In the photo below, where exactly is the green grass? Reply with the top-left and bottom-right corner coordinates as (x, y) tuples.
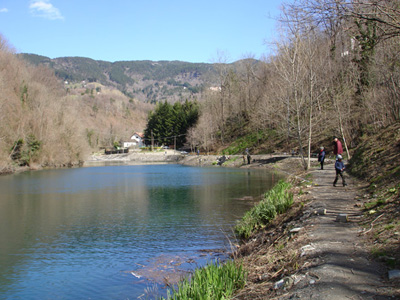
(234, 180), (293, 239)
(161, 260), (246, 300)
(221, 130), (278, 155)
(364, 198), (387, 209)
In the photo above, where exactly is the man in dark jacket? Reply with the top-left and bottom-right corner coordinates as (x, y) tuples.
(333, 137), (343, 159)
(318, 146), (325, 170)
(333, 154), (347, 187)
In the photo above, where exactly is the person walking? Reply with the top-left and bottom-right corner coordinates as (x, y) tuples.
(333, 137), (343, 159)
(318, 146), (326, 170)
(333, 154), (347, 187)
(245, 148), (251, 165)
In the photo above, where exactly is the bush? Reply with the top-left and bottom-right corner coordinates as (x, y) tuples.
(10, 135), (41, 166)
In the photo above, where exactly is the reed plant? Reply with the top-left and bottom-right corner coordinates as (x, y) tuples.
(161, 260), (246, 300)
(235, 180), (293, 239)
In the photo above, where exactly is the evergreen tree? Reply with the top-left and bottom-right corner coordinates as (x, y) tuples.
(144, 100), (199, 148)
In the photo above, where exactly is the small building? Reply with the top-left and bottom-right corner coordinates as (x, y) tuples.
(123, 132), (144, 148)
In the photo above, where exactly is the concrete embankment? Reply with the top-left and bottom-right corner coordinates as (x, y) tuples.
(85, 151), (297, 170)
(85, 150), (185, 166)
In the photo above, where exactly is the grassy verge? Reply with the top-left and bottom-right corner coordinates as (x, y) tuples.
(234, 180), (293, 239)
(221, 129), (279, 155)
(161, 260), (246, 300)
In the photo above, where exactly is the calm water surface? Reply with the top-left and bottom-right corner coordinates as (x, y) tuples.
(0, 164), (281, 299)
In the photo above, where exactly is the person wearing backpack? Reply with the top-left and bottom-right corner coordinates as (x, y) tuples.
(333, 154), (347, 187)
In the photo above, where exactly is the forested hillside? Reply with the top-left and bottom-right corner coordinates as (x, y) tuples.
(0, 35), (152, 173)
(19, 54), (224, 104)
(186, 0), (400, 170)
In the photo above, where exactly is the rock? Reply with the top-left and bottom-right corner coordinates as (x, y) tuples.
(284, 276), (294, 289)
(290, 227), (302, 233)
(301, 245), (315, 251)
(293, 274), (305, 285)
(274, 279), (285, 289)
(314, 208), (327, 215)
(388, 270), (400, 280)
(301, 244), (316, 256)
(336, 214), (348, 222)
(259, 274), (269, 281)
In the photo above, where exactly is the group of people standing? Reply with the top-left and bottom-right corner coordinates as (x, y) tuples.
(318, 137), (347, 187)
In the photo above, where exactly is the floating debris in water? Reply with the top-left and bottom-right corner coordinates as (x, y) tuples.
(131, 272), (142, 278)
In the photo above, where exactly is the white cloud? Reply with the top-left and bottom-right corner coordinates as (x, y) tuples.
(0, 8), (9, 13)
(29, 1), (64, 20)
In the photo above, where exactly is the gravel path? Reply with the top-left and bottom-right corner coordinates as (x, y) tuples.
(279, 166), (396, 299)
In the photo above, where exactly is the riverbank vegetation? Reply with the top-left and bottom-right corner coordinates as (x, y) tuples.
(235, 180), (293, 239)
(162, 260), (246, 300)
(159, 178), (297, 300)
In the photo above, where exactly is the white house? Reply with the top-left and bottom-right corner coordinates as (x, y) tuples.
(123, 132), (144, 148)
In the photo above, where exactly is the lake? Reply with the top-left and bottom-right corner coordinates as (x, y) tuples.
(0, 164), (281, 299)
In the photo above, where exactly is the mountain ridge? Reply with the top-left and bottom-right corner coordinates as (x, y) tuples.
(19, 53), (250, 103)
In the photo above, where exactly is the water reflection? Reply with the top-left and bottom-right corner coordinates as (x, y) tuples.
(0, 164), (281, 299)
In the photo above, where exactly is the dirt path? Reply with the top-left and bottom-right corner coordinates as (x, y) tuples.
(279, 166), (395, 299)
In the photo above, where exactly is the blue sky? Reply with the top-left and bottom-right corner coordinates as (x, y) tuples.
(0, 0), (284, 63)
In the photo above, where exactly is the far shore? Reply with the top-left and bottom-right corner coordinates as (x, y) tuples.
(1, 150), (321, 176)
(85, 150), (315, 172)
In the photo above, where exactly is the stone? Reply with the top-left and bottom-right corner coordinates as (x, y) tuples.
(301, 245), (315, 251)
(284, 276), (294, 289)
(336, 214), (348, 222)
(388, 270), (400, 280)
(290, 227), (302, 233)
(301, 244), (316, 256)
(274, 279), (285, 289)
(314, 208), (327, 215)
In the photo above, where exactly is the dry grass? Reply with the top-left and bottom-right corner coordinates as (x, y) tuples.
(232, 180), (312, 300)
(349, 122), (400, 269)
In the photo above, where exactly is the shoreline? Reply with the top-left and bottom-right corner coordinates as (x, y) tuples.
(85, 151), (304, 170)
(2, 150), (307, 176)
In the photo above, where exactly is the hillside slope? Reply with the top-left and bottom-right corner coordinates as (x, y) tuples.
(348, 121), (400, 273)
(232, 123), (400, 298)
(19, 54), (220, 103)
